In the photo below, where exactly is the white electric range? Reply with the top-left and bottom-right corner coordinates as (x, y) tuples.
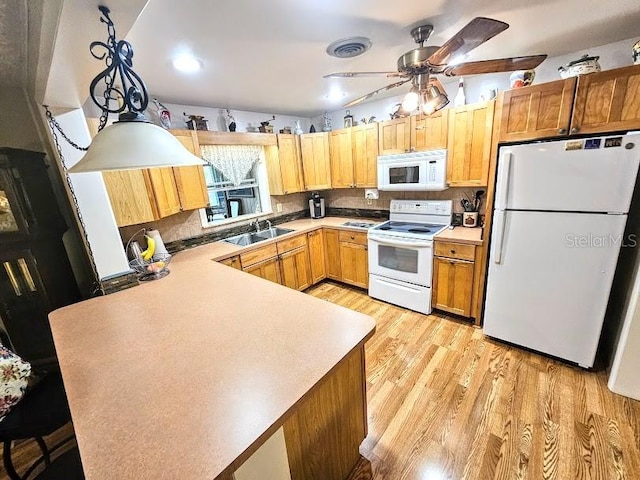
(368, 199), (452, 314)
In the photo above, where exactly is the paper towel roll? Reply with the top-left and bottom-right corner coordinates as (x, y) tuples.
(147, 229), (168, 255)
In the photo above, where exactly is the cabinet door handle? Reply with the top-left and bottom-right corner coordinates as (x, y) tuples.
(450, 249), (456, 254)
(350, 236), (355, 240)
(558, 128), (567, 135)
(284, 190), (288, 194)
(571, 126), (580, 134)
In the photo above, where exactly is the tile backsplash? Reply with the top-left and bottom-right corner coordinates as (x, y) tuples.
(119, 192), (308, 244)
(323, 188), (488, 214)
(118, 187), (487, 245)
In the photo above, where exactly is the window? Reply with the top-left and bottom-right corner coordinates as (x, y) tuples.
(199, 148), (272, 227)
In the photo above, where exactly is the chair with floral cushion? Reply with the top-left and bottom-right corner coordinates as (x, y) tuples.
(0, 345), (73, 480)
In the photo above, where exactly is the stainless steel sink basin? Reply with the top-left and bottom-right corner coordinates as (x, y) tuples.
(254, 227), (294, 239)
(224, 227), (294, 246)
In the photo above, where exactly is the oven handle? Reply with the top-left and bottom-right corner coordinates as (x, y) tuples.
(368, 235), (433, 248)
(372, 276), (424, 293)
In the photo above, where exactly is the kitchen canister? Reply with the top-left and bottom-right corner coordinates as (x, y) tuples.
(463, 212), (478, 228)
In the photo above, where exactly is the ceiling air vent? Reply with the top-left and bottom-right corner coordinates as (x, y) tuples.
(326, 37), (372, 59)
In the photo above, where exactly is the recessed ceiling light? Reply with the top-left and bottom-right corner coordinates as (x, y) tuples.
(172, 54), (202, 73)
(325, 88), (347, 103)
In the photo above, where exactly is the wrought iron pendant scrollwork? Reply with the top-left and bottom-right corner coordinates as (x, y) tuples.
(89, 6), (149, 123)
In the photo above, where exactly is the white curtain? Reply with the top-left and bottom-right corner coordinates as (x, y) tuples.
(200, 145), (262, 186)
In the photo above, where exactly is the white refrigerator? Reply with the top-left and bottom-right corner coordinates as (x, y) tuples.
(484, 135), (640, 368)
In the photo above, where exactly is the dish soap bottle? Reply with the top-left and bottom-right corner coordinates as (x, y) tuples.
(454, 77), (466, 107)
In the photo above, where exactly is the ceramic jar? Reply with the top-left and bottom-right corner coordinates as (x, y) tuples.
(558, 54), (601, 78)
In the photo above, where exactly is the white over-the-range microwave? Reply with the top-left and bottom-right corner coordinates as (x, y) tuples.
(377, 149), (448, 191)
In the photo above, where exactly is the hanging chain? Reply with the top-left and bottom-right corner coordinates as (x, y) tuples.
(44, 106), (105, 297)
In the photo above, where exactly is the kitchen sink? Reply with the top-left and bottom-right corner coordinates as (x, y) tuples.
(224, 227), (294, 246)
(254, 227), (294, 239)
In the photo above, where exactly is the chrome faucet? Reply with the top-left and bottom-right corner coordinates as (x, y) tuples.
(252, 218), (262, 232)
(266, 220), (272, 230)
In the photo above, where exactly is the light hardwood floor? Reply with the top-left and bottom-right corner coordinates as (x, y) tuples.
(4, 281), (640, 480)
(307, 281), (640, 480)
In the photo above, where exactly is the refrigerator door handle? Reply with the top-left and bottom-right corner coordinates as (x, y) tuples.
(496, 152), (513, 210)
(491, 210), (506, 264)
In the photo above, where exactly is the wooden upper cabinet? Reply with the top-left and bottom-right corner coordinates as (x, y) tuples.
(447, 100), (495, 187)
(102, 170), (156, 226)
(571, 64), (640, 134)
(330, 128), (355, 188)
(146, 168), (181, 218)
(266, 134), (304, 195)
(300, 133), (331, 190)
(351, 123), (379, 188)
(172, 166), (209, 210)
(499, 78), (577, 142)
(378, 117), (411, 155)
(410, 109), (449, 151)
(171, 129), (209, 210)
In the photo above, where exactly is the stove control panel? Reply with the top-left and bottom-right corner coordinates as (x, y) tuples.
(389, 199), (452, 216)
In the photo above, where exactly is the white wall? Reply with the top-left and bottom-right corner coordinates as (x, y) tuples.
(83, 99), (312, 135)
(315, 36), (640, 129)
(54, 109), (130, 280)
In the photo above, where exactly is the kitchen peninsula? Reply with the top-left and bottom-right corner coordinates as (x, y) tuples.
(48, 240), (376, 480)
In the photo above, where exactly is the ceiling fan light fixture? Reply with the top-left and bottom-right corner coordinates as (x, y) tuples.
(401, 87), (420, 113)
(421, 84), (450, 115)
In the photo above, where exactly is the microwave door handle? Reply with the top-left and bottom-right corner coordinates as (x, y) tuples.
(495, 152), (512, 210)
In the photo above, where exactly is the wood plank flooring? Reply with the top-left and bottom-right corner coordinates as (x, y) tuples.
(307, 281), (640, 480)
(3, 281), (640, 480)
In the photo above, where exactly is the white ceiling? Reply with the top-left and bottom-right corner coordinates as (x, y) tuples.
(125, 0), (640, 116)
(3, 0), (640, 116)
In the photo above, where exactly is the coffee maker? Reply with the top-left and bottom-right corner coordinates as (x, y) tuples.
(309, 192), (325, 219)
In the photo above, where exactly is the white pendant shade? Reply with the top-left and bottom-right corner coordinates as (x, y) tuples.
(68, 121), (205, 173)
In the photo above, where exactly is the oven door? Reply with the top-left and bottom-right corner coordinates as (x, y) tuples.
(368, 233), (433, 286)
(377, 159), (427, 191)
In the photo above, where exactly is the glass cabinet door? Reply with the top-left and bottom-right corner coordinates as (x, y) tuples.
(0, 169), (30, 240)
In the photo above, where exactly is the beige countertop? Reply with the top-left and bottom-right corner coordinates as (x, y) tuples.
(435, 226), (483, 245)
(49, 218), (376, 480)
(176, 216), (381, 263)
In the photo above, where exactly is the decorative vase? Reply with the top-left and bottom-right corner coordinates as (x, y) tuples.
(294, 120), (303, 135)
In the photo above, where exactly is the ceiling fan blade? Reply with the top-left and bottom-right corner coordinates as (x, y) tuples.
(344, 79), (411, 107)
(443, 55), (547, 76)
(427, 17), (509, 66)
(324, 71), (402, 78)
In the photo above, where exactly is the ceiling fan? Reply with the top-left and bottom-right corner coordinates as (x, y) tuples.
(325, 17), (547, 114)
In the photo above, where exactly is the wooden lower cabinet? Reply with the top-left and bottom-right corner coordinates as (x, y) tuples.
(307, 230), (326, 284)
(283, 347), (366, 480)
(243, 257), (282, 284)
(324, 229), (342, 281)
(432, 255), (474, 318)
(280, 245), (312, 291)
(339, 242), (368, 289)
(219, 255), (241, 270)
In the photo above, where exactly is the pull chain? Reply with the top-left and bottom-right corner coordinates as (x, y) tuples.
(44, 106), (105, 297)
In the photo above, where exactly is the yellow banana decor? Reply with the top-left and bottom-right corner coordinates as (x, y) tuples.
(141, 235), (156, 261)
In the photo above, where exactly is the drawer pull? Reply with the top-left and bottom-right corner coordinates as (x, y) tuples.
(450, 249), (456, 254)
(350, 236), (355, 240)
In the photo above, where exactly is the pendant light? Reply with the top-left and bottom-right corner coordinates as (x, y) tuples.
(421, 84), (450, 115)
(65, 6), (204, 174)
(401, 85), (420, 113)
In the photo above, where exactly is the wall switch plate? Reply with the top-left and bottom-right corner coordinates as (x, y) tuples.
(276, 203), (283, 213)
(364, 189), (379, 200)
